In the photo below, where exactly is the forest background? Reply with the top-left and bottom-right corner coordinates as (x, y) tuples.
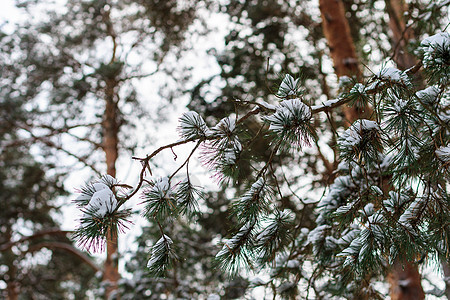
(0, 0), (449, 299)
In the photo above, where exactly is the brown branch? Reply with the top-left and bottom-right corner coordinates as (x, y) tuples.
(118, 69), (161, 82)
(125, 137), (201, 202)
(168, 141), (202, 181)
(0, 229), (72, 251)
(119, 61), (424, 207)
(27, 241), (101, 272)
(314, 139), (334, 176)
(40, 139), (101, 175)
(236, 107), (261, 125)
(12, 123), (102, 174)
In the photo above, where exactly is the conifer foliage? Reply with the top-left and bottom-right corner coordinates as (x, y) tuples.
(73, 30), (449, 298)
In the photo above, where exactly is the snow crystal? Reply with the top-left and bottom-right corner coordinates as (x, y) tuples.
(376, 67), (409, 84)
(436, 146), (450, 163)
(86, 182), (117, 217)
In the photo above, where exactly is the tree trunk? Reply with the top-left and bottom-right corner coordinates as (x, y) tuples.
(385, 0), (417, 70)
(318, 0), (369, 124)
(102, 77), (120, 299)
(441, 261), (450, 299)
(318, 1), (424, 299)
(384, 2), (424, 299)
(4, 231), (19, 300)
(6, 282), (18, 300)
(388, 262), (425, 300)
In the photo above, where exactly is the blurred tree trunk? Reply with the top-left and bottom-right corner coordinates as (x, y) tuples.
(384, 1), (424, 299)
(102, 75), (120, 299)
(101, 6), (121, 298)
(318, 0), (369, 124)
(388, 262), (425, 300)
(4, 231), (18, 300)
(385, 0), (417, 70)
(441, 262), (450, 299)
(318, 1), (424, 299)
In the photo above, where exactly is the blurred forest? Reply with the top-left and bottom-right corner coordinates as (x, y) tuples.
(0, 0), (449, 299)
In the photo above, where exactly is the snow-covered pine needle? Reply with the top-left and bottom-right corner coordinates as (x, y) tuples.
(176, 177), (203, 217)
(147, 234), (177, 276)
(231, 178), (271, 225)
(418, 32), (450, 85)
(201, 117), (242, 182)
(73, 175), (131, 252)
(215, 222), (255, 275)
(338, 119), (382, 164)
(178, 111), (211, 140)
(142, 177), (177, 220)
(255, 210), (293, 264)
(265, 98), (316, 151)
(276, 74), (300, 99)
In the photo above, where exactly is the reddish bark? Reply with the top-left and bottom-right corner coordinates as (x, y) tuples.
(318, 1), (424, 299)
(318, 0), (369, 124)
(384, 2), (424, 299)
(102, 78), (120, 299)
(6, 282), (18, 300)
(388, 262), (425, 300)
(385, 0), (417, 70)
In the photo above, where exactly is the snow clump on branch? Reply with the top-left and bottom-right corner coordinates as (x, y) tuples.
(420, 32), (450, 67)
(79, 175), (118, 218)
(436, 146), (450, 163)
(178, 111), (211, 140)
(277, 74), (300, 98)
